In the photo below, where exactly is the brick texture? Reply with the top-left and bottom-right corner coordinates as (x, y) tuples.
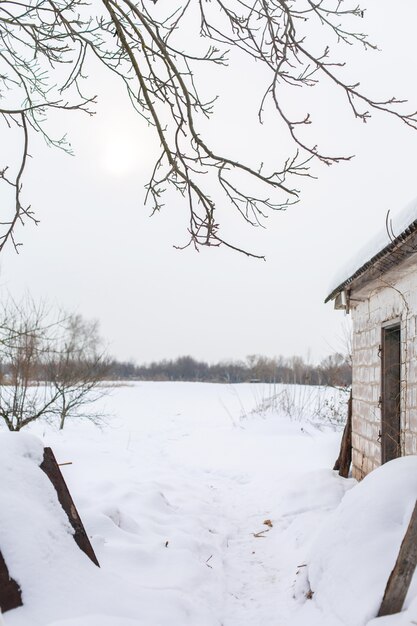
(351, 269), (417, 480)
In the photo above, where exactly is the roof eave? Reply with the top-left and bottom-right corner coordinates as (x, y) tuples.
(325, 219), (417, 305)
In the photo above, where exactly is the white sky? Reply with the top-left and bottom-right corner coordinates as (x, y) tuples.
(2, 0), (417, 365)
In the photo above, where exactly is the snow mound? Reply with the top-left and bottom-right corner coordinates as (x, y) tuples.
(43, 617), (140, 626)
(0, 430), (221, 626)
(0, 433), (76, 611)
(0, 431), (44, 465)
(296, 456), (417, 626)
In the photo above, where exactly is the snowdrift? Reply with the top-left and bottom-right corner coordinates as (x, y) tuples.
(0, 431), (217, 626)
(294, 456), (417, 626)
(2, 383), (417, 626)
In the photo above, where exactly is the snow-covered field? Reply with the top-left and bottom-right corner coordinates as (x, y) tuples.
(1, 382), (417, 626)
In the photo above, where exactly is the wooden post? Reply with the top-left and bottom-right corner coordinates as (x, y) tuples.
(40, 447), (100, 567)
(333, 389), (352, 478)
(378, 500), (417, 617)
(0, 550), (22, 613)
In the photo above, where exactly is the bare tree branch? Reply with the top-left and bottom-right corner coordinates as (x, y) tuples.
(1, 0), (416, 256)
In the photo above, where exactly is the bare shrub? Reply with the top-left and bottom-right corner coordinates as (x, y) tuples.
(0, 296), (109, 431)
(244, 383), (349, 428)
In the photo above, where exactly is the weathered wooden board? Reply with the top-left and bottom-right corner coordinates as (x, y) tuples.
(381, 324), (401, 464)
(333, 390), (352, 478)
(378, 500), (417, 617)
(40, 447), (100, 567)
(0, 549), (22, 613)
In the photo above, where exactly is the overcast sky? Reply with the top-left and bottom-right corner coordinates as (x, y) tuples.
(2, 1), (417, 365)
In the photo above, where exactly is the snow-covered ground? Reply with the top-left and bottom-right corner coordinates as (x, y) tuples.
(0, 382), (416, 626)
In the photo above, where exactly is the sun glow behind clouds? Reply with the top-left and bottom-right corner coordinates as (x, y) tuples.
(101, 132), (142, 177)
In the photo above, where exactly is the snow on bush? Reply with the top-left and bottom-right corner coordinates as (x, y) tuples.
(244, 383), (349, 428)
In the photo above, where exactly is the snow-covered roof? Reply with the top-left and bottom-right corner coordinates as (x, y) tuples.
(325, 196), (417, 303)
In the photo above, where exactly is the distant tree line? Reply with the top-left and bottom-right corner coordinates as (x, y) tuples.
(0, 294), (351, 433)
(106, 353), (352, 387)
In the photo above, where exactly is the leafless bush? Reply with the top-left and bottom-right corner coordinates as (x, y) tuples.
(245, 383), (349, 428)
(0, 296), (109, 431)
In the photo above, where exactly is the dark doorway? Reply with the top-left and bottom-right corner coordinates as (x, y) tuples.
(381, 323), (401, 464)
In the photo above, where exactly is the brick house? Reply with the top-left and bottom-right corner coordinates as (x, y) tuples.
(326, 201), (417, 480)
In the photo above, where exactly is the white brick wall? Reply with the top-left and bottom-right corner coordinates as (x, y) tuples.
(351, 266), (417, 479)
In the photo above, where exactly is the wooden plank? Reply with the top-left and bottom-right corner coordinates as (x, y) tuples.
(333, 390), (352, 478)
(40, 447), (100, 567)
(378, 500), (417, 617)
(0, 549), (23, 613)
